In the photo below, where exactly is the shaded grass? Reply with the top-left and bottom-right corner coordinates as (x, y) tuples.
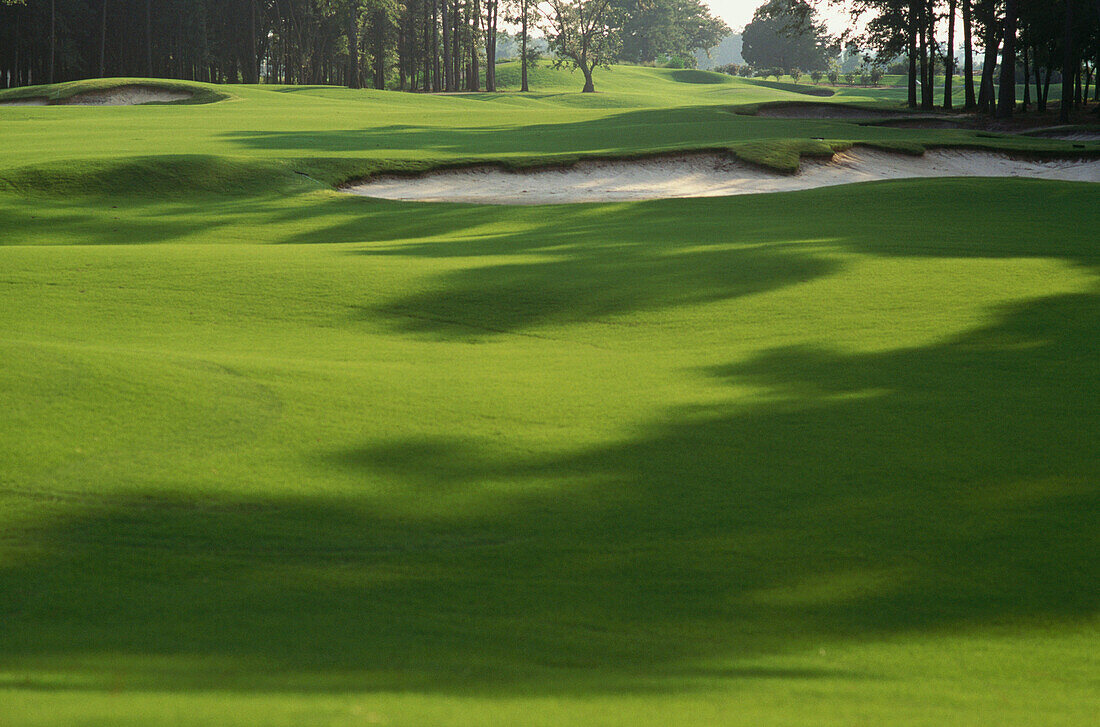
(742, 79), (836, 97)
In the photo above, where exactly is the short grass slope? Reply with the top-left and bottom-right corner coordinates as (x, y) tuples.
(0, 67), (1098, 727)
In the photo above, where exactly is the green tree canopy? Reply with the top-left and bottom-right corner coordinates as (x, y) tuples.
(616, 0), (729, 65)
(741, 0), (838, 72)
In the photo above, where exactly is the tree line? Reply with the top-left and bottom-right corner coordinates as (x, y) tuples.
(841, 0), (1100, 120)
(0, 0), (726, 92)
(705, 1), (1098, 122)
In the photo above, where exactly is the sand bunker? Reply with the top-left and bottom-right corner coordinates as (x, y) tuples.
(60, 85), (192, 105)
(0, 85), (191, 107)
(342, 150), (1100, 205)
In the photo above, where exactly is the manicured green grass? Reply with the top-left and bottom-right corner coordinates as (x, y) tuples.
(0, 68), (1097, 726)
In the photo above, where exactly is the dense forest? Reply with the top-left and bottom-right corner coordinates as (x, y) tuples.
(0, 0), (725, 91)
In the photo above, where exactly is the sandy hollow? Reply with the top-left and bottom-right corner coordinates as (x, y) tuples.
(341, 149), (1100, 205)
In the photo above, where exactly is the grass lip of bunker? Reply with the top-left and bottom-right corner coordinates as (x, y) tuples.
(0, 79), (227, 107)
(0, 97), (49, 106)
(738, 101), (921, 119)
(339, 149), (1100, 205)
(56, 85), (194, 106)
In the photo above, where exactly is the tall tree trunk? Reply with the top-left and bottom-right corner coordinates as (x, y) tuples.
(581, 61), (594, 93)
(1043, 63), (1052, 109)
(996, 0), (1016, 118)
(485, 0), (496, 92)
(347, 7), (361, 88)
(432, 0), (441, 91)
(442, 0), (451, 91)
(452, 0), (461, 90)
(1095, 51), (1100, 101)
(944, 0), (956, 109)
(100, 0), (108, 77)
(1033, 49), (1044, 112)
(520, 0), (528, 92)
(919, 21), (932, 109)
(249, 0), (258, 84)
(1060, 0), (1073, 122)
(927, 24), (937, 110)
(423, 4), (432, 91)
(374, 16), (385, 90)
(146, 0), (153, 76)
(399, 25), (407, 89)
(977, 21), (1000, 113)
(49, 0), (55, 83)
(962, 0), (976, 109)
(1021, 45), (1030, 111)
(470, 0), (480, 90)
(907, 6), (918, 109)
(464, 0), (473, 88)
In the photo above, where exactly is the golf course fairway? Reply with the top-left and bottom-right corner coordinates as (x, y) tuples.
(1, 67), (1098, 726)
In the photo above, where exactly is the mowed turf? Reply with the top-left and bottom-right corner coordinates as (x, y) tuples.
(0, 68), (1098, 726)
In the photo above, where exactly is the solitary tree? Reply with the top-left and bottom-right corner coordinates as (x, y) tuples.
(539, 0), (620, 92)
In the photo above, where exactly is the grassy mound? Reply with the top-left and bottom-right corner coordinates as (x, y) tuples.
(670, 69), (733, 84)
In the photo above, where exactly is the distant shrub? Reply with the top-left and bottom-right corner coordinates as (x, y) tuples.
(790, 67), (802, 83)
(662, 54), (697, 69)
(845, 70), (857, 85)
(870, 66), (884, 86)
(714, 63), (740, 76)
(810, 69), (823, 84)
(738, 65), (755, 77)
(827, 61), (840, 85)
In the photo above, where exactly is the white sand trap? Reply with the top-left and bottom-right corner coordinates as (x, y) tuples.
(342, 150), (1100, 205)
(0, 85), (192, 107)
(59, 85), (192, 105)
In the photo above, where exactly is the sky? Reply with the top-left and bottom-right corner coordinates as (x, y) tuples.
(705, 0), (857, 34)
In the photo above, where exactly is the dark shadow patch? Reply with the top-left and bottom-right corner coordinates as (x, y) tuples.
(2, 293), (1097, 694)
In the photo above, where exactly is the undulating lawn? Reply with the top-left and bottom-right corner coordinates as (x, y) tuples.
(0, 66), (1097, 726)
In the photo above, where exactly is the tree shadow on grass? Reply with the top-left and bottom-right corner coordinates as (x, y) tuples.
(1, 292), (1096, 695)
(349, 178), (1100, 338)
(218, 106), (843, 157)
